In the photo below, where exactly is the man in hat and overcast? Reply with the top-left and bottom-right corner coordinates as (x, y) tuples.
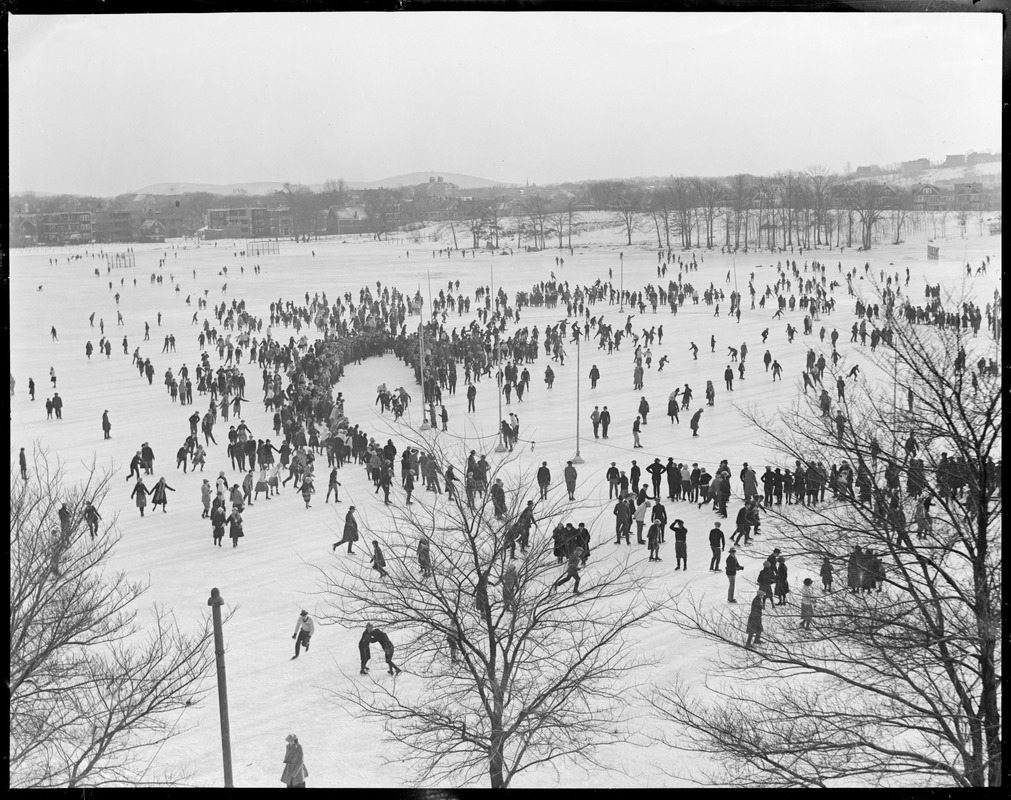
(332, 505), (359, 554)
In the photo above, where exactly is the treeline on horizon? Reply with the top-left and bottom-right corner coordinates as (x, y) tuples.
(9, 168), (1000, 252)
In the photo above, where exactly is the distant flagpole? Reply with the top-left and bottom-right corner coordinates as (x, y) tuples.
(419, 282), (431, 430)
(492, 262), (506, 453)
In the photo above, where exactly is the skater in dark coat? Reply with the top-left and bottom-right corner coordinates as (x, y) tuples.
(670, 519), (688, 569)
(130, 478), (151, 517)
(102, 410), (112, 439)
(367, 623), (402, 675)
(124, 451), (144, 481)
(757, 560), (776, 607)
(647, 521), (663, 561)
(370, 540), (389, 578)
(150, 477), (175, 513)
(227, 506), (244, 547)
(745, 590), (766, 647)
(332, 506), (360, 554)
(550, 546), (584, 594)
(725, 547), (742, 602)
(417, 534), (432, 578)
(358, 627), (372, 674)
(708, 522), (725, 570)
(84, 501), (102, 540)
(689, 408), (703, 436)
(211, 503), (226, 546)
(774, 557), (790, 605)
(667, 392), (680, 424)
(847, 545), (863, 593)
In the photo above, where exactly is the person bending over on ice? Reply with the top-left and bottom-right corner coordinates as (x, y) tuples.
(366, 623), (402, 676)
(358, 626), (372, 675)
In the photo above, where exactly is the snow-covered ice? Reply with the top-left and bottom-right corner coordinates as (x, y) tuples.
(9, 222), (1001, 787)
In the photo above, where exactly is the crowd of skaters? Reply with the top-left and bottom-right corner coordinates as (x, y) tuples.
(15, 239), (1002, 662)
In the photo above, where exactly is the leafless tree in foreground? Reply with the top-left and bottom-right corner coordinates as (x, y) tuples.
(10, 448), (219, 787)
(314, 436), (670, 788)
(651, 289), (1001, 787)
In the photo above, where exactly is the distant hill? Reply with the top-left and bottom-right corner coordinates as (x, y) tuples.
(134, 172), (517, 196)
(134, 181), (303, 197)
(358, 172), (519, 190)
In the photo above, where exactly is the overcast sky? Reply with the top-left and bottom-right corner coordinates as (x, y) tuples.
(8, 12), (1002, 196)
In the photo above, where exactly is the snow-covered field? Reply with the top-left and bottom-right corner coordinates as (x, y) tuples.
(9, 221), (1001, 787)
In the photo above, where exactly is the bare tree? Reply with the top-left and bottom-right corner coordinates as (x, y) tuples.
(521, 194), (551, 250)
(314, 437), (668, 788)
(548, 197), (571, 249)
(322, 177), (349, 210)
(774, 172), (804, 247)
(645, 185), (674, 249)
(482, 198), (506, 250)
(10, 448), (218, 787)
(668, 177), (696, 250)
(652, 288), (1001, 787)
(728, 174), (753, 252)
(806, 168), (837, 247)
(565, 199), (580, 250)
(692, 178), (724, 249)
(956, 208), (970, 239)
(890, 188), (913, 245)
(364, 188), (401, 242)
(612, 184), (643, 246)
(278, 182), (320, 241)
(846, 182), (894, 250)
(585, 179), (624, 211)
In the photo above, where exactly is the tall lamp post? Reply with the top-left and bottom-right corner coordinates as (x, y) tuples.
(207, 588), (233, 788)
(491, 263), (506, 453)
(571, 332), (584, 464)
(419, 314), (431, 431)
(619, 251), (624, 312)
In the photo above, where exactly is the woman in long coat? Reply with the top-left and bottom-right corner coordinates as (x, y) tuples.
(745, 590), (765, 648)
(774, 557), (790, 605)
(200, 479), (212, 518)
(847, 545), (863, 593)
(667, 391), (680, 424)
(150, 478), (175, 513)
(743, 469), (759, 502)
(280, 733), (308, 788)
(131, 478), (151, 517)
(227, 507), (244, 547)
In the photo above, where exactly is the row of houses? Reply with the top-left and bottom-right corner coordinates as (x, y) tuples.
(198, 207), (294, 240)
(9, 209), (210, 246)
(856, 151), (1001, 178)
(911, 182), (990, 212)
(199, 206), (375, 239)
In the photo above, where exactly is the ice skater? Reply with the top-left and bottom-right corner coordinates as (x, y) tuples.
(291, 610), (315, 659)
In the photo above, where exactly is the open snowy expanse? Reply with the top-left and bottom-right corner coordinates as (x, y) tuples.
(9, 221), (1001, 787)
